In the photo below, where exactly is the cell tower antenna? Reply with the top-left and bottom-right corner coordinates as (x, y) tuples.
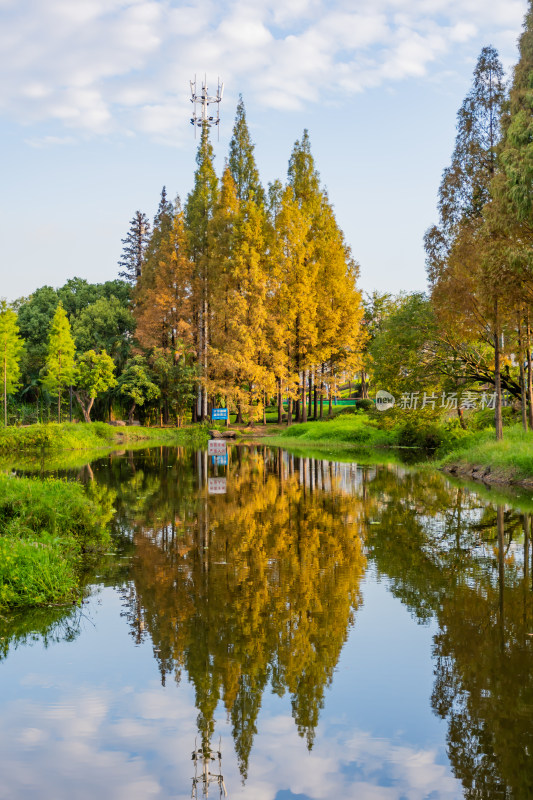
(190, 74), (224, 140)
(191, 736), (228, 798)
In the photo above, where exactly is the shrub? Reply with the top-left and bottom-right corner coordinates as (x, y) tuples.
(0, 475), (113, 608)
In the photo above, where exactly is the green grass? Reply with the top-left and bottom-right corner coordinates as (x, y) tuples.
(439, 424), (533, 481)
(265, 410), (533, 484)
(0, 421), (209, 454)
(271, 413), (397, 447)
(0, 475), (113, 609)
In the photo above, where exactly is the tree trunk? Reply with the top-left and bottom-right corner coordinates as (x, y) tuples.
(3, 347), (6, 427)
(128, 402), (136, 425)
(202, 291), (208, 421)
(308, 371), (313, 419)
(287, 396), (292, 426)
(361, 371), (368, 399)
(527, 310), (533, 429)
(518, 312), (528, 431)
(320, 364), (324, 419)
(58, 351), (62, 423)
(301, 370), (307, 423)
(236, 401), (243, 424)
(313, 383), (318, 420)
(74, 391), (94, 423)
(248, 385), (255, 427)
(277, 379), (283, 424)
(494, 300), (503, 441)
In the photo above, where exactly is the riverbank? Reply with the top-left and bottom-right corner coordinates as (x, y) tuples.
(262, 414), (396, 448)
(0, 421), (209, 454)
(439, 425), (533, 488)
(0, 475), (113, 609)
(260, 411), (533, 487)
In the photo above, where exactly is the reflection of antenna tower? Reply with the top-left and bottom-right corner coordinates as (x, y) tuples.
(191, 738), (228, 799)
(190, 75), (224, 139)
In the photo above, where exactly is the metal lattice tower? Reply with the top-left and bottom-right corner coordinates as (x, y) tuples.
(191, 738), (228, 799)
(190, 75), (224, 139)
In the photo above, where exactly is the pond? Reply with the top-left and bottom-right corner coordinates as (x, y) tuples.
(1, 444), (532, 799)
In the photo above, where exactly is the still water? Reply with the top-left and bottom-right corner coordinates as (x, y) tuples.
(1, 445), (532, 800)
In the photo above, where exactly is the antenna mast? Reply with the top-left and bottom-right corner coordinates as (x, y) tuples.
(191, 737), (228, 798)
(190, 75), (224, 140)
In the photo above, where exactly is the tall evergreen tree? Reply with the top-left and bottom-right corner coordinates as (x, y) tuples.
(0, 303), (24, 427)
(487, 2), (533, 428)
(425, 46), (507, 438)
(228, 96), (265, 205)
(500, 0), (533, 222)
(42, 302), (76, 423)
(185, 124), (218, 420)
(118, 211), (151, 284)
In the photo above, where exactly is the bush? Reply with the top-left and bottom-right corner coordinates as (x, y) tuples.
(333, 406), (359, 416)
(0, 475), (113, 608)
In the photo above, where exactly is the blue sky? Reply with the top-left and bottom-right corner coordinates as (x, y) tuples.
(1, 0), (528, 302)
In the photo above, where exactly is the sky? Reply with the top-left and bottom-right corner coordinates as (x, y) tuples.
(0, 0), (529, 302)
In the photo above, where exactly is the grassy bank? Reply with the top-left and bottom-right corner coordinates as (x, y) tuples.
(0, 421), (209, 454)
(264, 408), (533, 485)
(267, 414), (397, 448)
(0, 475), (113, 609)
(439, 424), (533, 485)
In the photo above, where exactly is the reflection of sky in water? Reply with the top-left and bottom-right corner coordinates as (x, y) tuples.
(0, 575), (462, 799)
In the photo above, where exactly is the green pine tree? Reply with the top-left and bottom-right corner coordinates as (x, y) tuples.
(118, 211), (151, 284)
(500, 0), (533, 221)
(42, 302), (76, 423)
(0, 302), (24, 427)
(425, 46), (507, 439)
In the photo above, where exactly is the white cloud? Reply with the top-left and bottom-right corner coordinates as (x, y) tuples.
(0, 0), (528, 141)
(0, 686), (462, 800)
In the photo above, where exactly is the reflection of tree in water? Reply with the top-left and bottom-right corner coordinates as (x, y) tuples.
(118, 446), (367, 780)
(0, 604), (85, 662)
(365, 468), (533, 799)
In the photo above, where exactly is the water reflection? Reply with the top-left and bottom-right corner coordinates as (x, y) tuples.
(365, 468), (533, 799)
(1, 446), (533, 798)
(115, 447), (367, 780)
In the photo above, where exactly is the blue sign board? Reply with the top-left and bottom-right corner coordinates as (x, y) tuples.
(212, 454), (228, 466)
(212, 408), (228, 420)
